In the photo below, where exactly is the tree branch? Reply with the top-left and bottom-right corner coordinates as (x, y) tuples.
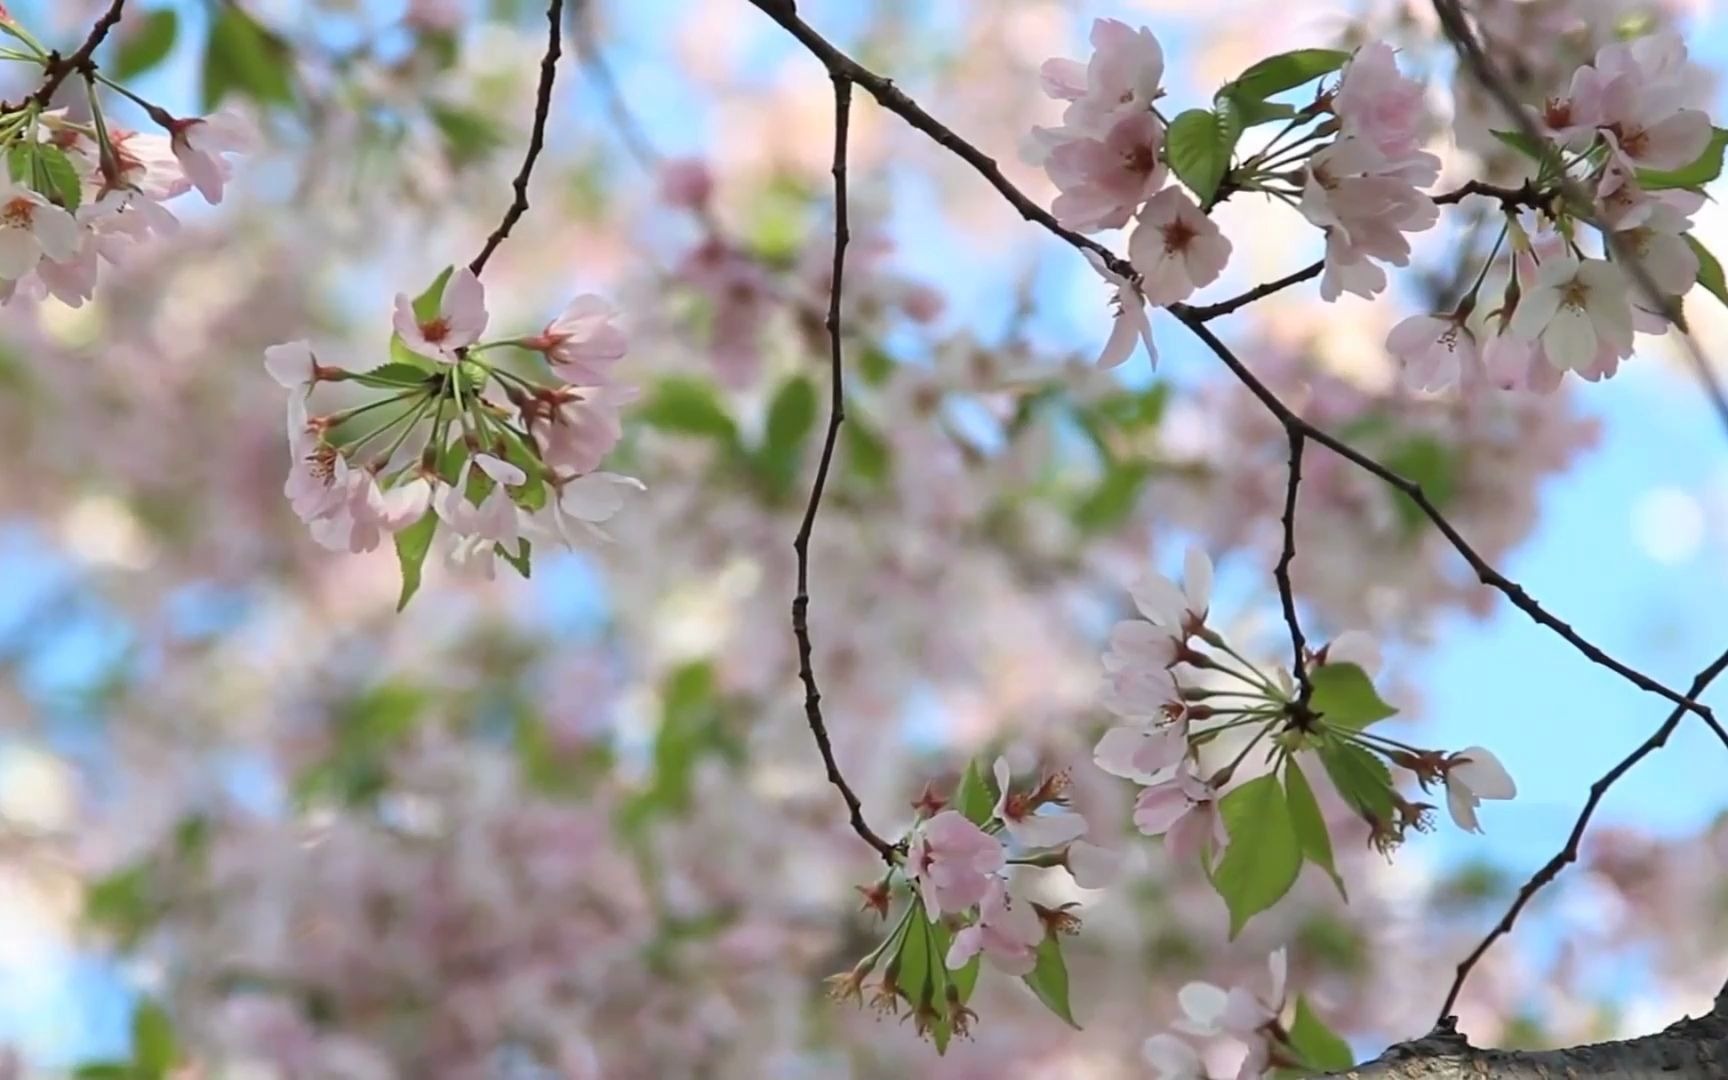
(1275, 430), (1310, 701)
(28, 0), (126, 109)
(470, 0), (565, 277)
(791, 74), (896, 865)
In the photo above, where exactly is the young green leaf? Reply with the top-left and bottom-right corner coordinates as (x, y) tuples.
(954, 758), (997, 825)
(1308, 662), (1397, 731)
(33, 145), (83, 210)
(115, 9), (180, 80)
(1213, 773), (1303, 937)
(1226, 48), (1352, 102)
(132, 1000), (178, 1078)
(393, 509), (438, 611)
(1074, 460), (1151, 534)
(1317, 739), (1397, 825)
(635, 377), (741, 444)
(1637, 127), (1728, 190)
(1022, 930), (1081, 1029)
(843, 418), (892, 485)
(756, 374), (819, 496)
(203, 4), (295, 109)
(495, 539), (532, 579)
(1381, 434), (1460, 536)
(1687, 234), (1728, 307)
(1288, 994), (1355, 1071)
(1284, 759), (1346, 900)
(1165, 108), (1237, 205)
(1488, 129), (1565, 181)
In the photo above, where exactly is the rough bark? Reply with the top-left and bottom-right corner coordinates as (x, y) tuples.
(1329, 992), (1728, 1079)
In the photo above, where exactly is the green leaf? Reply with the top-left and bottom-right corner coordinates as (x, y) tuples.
(1688, 234), (1728, 307)
(858, 345), (895, 385)
(84, 864), (153, 946)
(1022, 930), (1081, 1029)
(1074, 460), (1150, 534)
(954, 758), (996, 825)
(114, 9), (179, 80)
(392, 509), (437, 611)
(1213, 774), (1302, 937)
(635, 376), (740, 443)
(1308, 662), (1397, 731)
(1489, 129), (1564, 181)
(1288, 994), (1355, 1072)
(429, 102), (503, 166)
(950, 948), (982, 1004)
(843, 418), (891, 484)
(34, 144), (83, 211)
(1285, 759), (1345, 900)
(756, 375), (819, 497)
(132, 1000), (177, 1078)
(1226, 48), (1351, 101)
(1636, 127), (1728, 190)
(203, 4), (294, 109)
(73, 1065), (131, 1080)
(1165, 108), (1237, 205)
(495, 539), (531, 579)
(1317, 739), (1396, 825)
(1224, 95), (1298, 127)
(1382, 435), (1459, 536)
(354, 362), (435, 388)
(1087, 383), (1170, 432)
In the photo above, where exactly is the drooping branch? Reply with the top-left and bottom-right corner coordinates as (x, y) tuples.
(790, 73), (897, 865)
(470, 0), (565, 277)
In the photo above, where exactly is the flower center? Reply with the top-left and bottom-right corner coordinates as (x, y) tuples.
(1160, 216), (1197, 255)
(1560, 280), (1592, 311)
(419, 316), (451, 343)
(1542, 97), (1573, 130)
(1122, 143), (1155, 177)
(2, 197), (35, 229)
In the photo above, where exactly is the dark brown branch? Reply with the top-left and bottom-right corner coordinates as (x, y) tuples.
(1275, 430), (1310, 701)
(791, 74), (896, 865)
(1433, 645), (1728, 1021)
(25, 0), (126, 109)
(1430, 0), (1728, 444)
(1185, 261), (1323, 322)
(1329, 1001), (1728, 1079)
(469, 0), (565, 277)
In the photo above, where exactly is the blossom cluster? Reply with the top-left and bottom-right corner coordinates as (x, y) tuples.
(0, 14), (250, 306)
(267, 267), (640, 593)
(1390, 31), (1720, 392)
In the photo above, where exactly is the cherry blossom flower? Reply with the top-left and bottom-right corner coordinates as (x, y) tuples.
(519, 295), (628, 385)
(1045, 113), (1166, 232)
(1507, 254), (1633, 376)
(0, 182), (76, 281)
(434, 453), (525, 545)
(944, 878), (1044, 976)
(1176, 950), (1289, 1077)
(1132, 546), (1212, 632)
(1086, 251), (1155, 369)
(992, 758), (1087, 850)
(1062, 841), (1121, 889)
(1142, 1034), (1205, 1080)
(1334, 43), (1428, 160)
(1094, 720), (1186, 782)
(1442, 746), (1517, 832)
(1386, 312), (1477, 392)
(523, 472), (645, 548)
(264, 340), (336, 390)
(166, 109), (252, 205)
(1128, 187), (1232, 305)
(394, 268), (489, 363)
(1039, 19), (1165, 137)
(1301, 138), (1438, 302)
(1132, 764), (1226, 860)
(1584, 33), (1712, 175)
(906, 809), (1004, 916)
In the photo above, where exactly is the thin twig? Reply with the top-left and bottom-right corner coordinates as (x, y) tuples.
(1185, 261), (1323, 322)
(1430, 0), (1728, 442)
(1435, 645), (1728, 1021)
(569, 0), (660, 171)
(27, 0), (126, 109)
(470, 0), (565, 277)
(791, 74), (895, 865)
(1275, 430), (1310, 701)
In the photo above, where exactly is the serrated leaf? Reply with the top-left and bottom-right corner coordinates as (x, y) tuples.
(1285, 759), (1345, 900)
(115, 9), (179, 80)
(1022, 930), (1081, 1028)
(354, 362), (434, 388)
(34, 144), (82, 210)
(1636, 127), (1728, 191)
(1227, 48), (1351, 101)
(1687, 235), (1728, 307)
(1317, 739), (1396, 825)
(1213, 774), (1302, 937)
(132, 1000), (177, 1077)
(1289, 994), (1355, 1071)
(954, 758), (996, 825)
(1308, 662), (1397, 731)
(1166, 108), (1236, 205)
(203, 4), (294, 109)
(393, 509), (437, 611)
(635, 376), (740, 443)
